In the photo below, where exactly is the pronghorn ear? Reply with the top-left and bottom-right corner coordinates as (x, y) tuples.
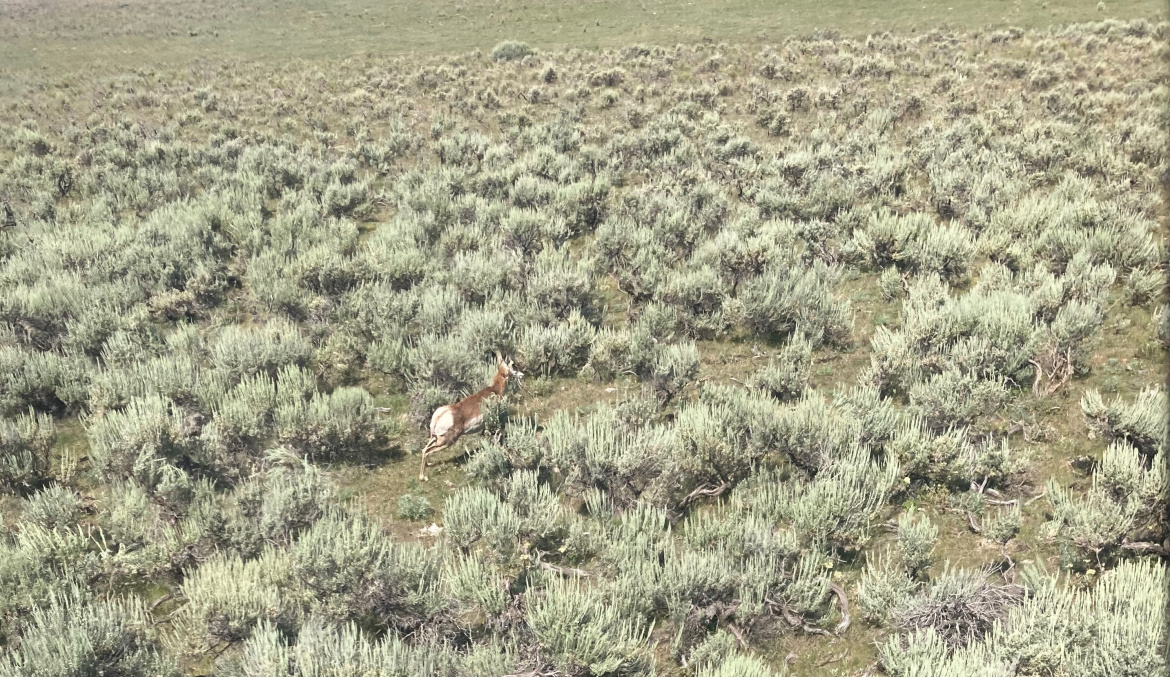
(494, 350), (503, 366)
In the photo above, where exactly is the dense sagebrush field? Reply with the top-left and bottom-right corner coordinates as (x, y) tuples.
(0, 15), (1167, 677)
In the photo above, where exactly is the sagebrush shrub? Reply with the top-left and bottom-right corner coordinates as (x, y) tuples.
(881, 559), (1166, 676)
(648, 341), (699, 404)
(1044, 440), (1166, 571)
(407, 333), (485, 393)
(1153, 303), (1170, 348)
(982, 502), (1021, 548)
(909, 370), (1010, 432)
(1081, 387), (1167, 456)
(288, 511), (443, 629)
(516, 310), (596, 377)
(855, 209), (974, 282)
(211, 319), (312, 384)
(275, 387), (392, 462)
(0, 347), (89, 415)
(526, 248), (598, 322)
(218, 617), (459, 677)
(896, 511), (938, 578)
(86, 395), (193, 489)
(858, 548), (918, 625)
(443, 486), (522, 561)
(0, 591), (177, 677)
(747, 333), (813, 402)
(174, 550), (296, 650)
(396, 493), (433, 521)
(526, 577), (652, 675)
(21, 484), (82, 530)
(737, 261), (852, 347)
(491, 41), (533, 62)
(443, 550), (508, 618)
(228, 454), (336, 555)
(0, 409), (54, 489)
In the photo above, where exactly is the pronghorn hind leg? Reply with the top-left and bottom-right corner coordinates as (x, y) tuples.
(419, 432), (461, 481)
(419, 436), (440, 482)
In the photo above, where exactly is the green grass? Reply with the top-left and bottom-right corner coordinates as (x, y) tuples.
(1, 0), (1165, 75)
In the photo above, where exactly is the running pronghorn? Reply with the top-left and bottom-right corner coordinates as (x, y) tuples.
(419, 352), (523, 481)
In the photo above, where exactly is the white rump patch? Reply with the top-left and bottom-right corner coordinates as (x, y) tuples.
(430, 407), (456, 438)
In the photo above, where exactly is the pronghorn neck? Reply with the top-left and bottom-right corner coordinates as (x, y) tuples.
(487, 368), (508, 397)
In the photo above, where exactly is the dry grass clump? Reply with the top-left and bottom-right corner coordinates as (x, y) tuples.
(894, 567), (1025, 649)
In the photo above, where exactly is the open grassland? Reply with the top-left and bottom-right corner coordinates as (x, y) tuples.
(1, 0), (1167, 74)
(0, 7), (1168, 677)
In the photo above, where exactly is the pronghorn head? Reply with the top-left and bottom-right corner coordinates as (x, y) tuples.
(495, 351), (524, 383)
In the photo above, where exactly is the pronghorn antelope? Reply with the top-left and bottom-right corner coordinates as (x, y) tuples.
(419, 352), (523, 481)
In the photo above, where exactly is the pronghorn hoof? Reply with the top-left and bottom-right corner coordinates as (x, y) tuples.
(419, 475), (428, 482)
